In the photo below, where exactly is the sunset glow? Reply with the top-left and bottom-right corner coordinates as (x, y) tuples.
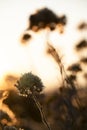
(0, 0), (87, 92)
(0, 1), (87, 129)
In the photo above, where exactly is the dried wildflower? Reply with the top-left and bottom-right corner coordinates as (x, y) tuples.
(78, 22), (87, 30)
(75, 40), (87, 51)
(68, 75), (76, 82)
(28, 8), (67, 31)
(21, 33), (31, 44)
(15, 73), (51, 130)
(15, 72), (44, 96)
(67, 63), (82, 72)
(80, 57), (87, 64)
(22, 34), (31, 41)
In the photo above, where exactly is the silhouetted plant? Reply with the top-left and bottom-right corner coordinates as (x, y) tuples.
(80, 57), (87, 64)
(75, 40), (87, 51)
(78, 22), (87, 30)
(15, 72), (51, 130)
(22, 33), (31, 42)
(15, 72), (44, 96)
(28, 8), (67, 31)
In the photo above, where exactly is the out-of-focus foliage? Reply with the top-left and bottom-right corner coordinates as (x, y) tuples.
(28, 8), (67, 31)
(75, 40), (87, 51)
(1, 85), (87, 130)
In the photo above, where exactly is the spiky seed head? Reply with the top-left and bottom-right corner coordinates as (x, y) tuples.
(15, 72), (44, 96)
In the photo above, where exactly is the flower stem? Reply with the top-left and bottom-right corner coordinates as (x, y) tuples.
(32, 94), (51, 130)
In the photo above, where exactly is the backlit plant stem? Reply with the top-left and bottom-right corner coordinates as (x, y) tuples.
(32, 94), (51, 130)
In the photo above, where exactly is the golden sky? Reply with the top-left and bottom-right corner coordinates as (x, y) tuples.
(0, 0), (87, 92)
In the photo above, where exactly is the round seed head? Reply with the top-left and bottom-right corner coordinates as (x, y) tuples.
(15, 72), (44, 96)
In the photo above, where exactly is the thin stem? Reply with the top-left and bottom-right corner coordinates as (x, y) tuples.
(47, 43), (66, 86)
(32, 94), (51, 130)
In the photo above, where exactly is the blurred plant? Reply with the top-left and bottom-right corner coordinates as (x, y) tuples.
(27, 8), (67, 32)
(3, 126), (18, 130)
(75, 39), (87, 51)
(78, 22), (87, 30)
(15, 72), (51, 130)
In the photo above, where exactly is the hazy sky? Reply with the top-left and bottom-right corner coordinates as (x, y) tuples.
(0, 0), (87, 91)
